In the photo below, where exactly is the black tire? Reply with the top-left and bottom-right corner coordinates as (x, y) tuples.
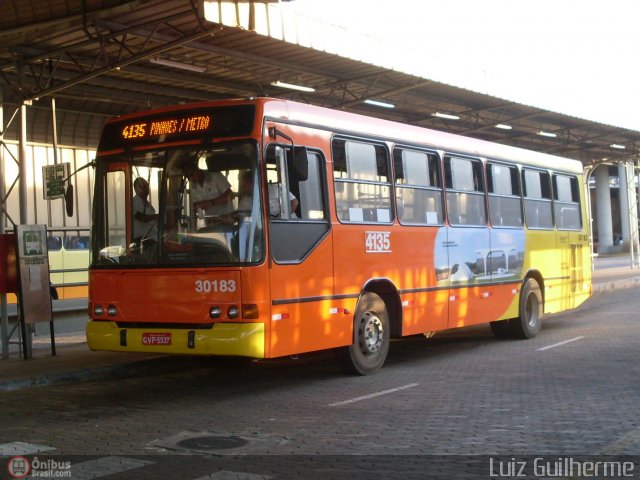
(490, 320), (512, 339)
(338, 292), (390, 375)
(510, 278), (543, 339)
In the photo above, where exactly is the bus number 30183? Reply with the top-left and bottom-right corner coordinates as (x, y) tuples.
(195, 279), (237, 293)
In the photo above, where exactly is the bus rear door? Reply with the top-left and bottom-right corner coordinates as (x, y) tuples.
(553, 173), (587, 309)
(444, 155), (493, 328)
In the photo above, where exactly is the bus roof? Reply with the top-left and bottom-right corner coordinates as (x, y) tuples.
(260, 98), (584, 175)
(103, 97), (583, 175)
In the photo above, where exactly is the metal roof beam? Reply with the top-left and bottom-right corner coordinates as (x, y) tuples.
(335, 80), (433, 109)
(5, 41), (261, 100)
(459, 109), (547, 135)
(0, 0), (146, 43)
(2, 68), (219, 106)
(91, 20), (504, 117)
(93, 18), (352, 82)
(0, 2), (176, 72)
(10, 25), (222, 102)
(121, 64), (260, 95)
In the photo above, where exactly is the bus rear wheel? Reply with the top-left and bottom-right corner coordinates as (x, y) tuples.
(510, 278), (543, 339)
(338, 292), (390, 375)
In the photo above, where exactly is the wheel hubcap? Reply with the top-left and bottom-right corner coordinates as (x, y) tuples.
(525, 293), (538, 327)
(359, 312), (383, 354)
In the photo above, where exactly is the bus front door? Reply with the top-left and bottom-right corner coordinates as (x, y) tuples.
(266, 144), (336, 358)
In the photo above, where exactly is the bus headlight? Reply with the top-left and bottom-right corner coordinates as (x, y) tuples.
(209, 306), (222, 319)
(93, 304), (104, 316)
(228, 306), (240, 319)
(107, 305), (117, 317)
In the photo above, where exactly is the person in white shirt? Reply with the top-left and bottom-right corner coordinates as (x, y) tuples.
(185, 164), (233, 221)
(237, 171), (254, 212)
(268, 183), (299, 218)
(132, 177), (158, 240)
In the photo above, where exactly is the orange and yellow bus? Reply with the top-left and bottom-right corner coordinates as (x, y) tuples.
(86, 98), (591, 374)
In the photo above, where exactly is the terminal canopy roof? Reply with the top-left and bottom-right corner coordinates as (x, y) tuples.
(1, 0), (639, 166)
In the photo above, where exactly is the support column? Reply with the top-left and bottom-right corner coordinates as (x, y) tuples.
(51, 98), (59, 165)
(18, 102), (32, 359)
(0, 86), (7, 359)
(18, 103), (28, 225)
(619, 163), (631, 247)
(595, 165), (614, 253)
(628, 162), (640, 268)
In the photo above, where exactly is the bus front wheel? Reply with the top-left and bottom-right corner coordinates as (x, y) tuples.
(510, 278), (543, 339)
(338, 292), (390, 375)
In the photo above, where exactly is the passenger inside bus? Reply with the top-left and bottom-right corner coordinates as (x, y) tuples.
(237, 170), (253, 212)
(268, 183), (299, 218)
(264, 146), (300, 219)
(238, 170), (298, 218)
(132, 177), (158, 241)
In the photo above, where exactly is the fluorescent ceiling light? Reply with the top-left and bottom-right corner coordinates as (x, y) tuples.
(150, 57), (206, 73)
(364, 99), (395, 109)
(495, 124), (512, 130)
(432, 112), (460, 120)
(537, 130), (557, 138)
(610, 143), (626, 150)
(271, 81), (315, 93)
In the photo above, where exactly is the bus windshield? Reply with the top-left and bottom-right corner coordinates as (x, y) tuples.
(92, 140), (264, 267)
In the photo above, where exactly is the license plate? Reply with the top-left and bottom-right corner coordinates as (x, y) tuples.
(142, 332), (172, 346)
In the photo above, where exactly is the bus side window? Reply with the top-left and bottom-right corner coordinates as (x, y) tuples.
(523, 169), (554, 229)
(487, 162), (523, 228)
(553, 174), (582, 230)
(332, 138), (392, 224)
(394, 147), (443, 225)
(265, 145), (298, 220)
(445, 155), (486, 226)
(297, 151), (326, 220)
(64, 235), (90, 250)
(47, 236), (62, 251)
(266, 144), (326, 222)
(267, 144), (330, 263)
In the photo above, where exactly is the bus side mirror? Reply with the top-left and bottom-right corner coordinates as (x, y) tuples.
(293, 146), (308, 181)
(61, 159), (95, 217)
(65, 183), (74, 217)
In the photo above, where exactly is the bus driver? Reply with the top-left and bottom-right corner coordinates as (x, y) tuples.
(185, 163), (234, 224)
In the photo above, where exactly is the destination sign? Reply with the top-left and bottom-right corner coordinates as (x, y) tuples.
(121, 115), (211, 140)
(97, 105), (256, 152)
